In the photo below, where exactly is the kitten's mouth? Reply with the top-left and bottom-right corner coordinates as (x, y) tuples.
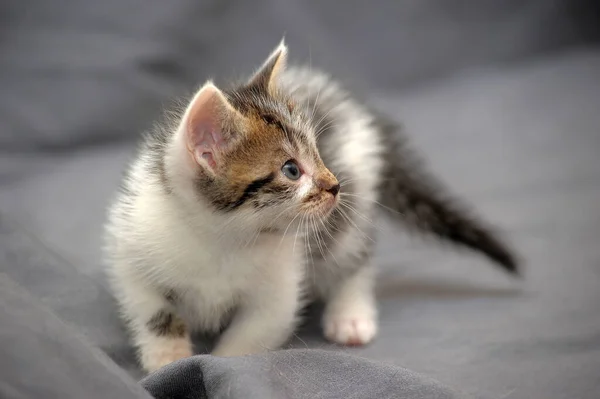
(303, 194), (338, 217)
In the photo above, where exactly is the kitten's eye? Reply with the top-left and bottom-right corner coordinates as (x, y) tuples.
(281, 160), (301, 181)
(261, 114), (277, 125)
(262, 114), (284, 130)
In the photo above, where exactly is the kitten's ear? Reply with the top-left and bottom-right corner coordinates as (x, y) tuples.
(182, 82), (243, 172)
(247, 39), (288, 92)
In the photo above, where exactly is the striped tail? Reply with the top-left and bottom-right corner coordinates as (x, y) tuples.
(374, 112), (520, 275)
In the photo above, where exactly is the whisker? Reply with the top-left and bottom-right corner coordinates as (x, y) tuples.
(312, 104), (339, 132)
(317, 218), (339, 265)
(338, 177), (362, 187)
(310, 83), (322, 123)
(338, 200), (375, 226)
(319, 217), (340, 244)
(336, 206), (375, 243)
(303, 215), (316, 286)
(277, 210), (302, 250)
(314, 119), (341, 139)
(268, 202), (300, 228)
(249, 228), (262, 248)
(339, 192), (404, 216)
(293, 211), (306, 256)
(311, 215), (325, 259)
(324, 216), (343, 235)
(315, 217), (329, 261)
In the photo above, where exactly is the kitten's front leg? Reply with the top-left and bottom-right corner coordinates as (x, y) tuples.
(115, 279), (193, 373)
(322, 265), (378, 346)
(211, 255), (303, 357)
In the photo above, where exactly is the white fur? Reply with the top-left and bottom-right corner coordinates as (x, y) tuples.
(106, 169), (305, 372)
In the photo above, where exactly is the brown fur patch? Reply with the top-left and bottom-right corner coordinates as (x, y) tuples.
(147, 310), (187, 338)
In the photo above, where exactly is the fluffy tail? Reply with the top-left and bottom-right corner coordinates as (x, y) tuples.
(373, 112), (520, 275)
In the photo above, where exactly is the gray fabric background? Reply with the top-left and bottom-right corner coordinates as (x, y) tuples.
(0, 272), (154, 399)
(0, 266), (462, 399)
(1, 1), (600, 398)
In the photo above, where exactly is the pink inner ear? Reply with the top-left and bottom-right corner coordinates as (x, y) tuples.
(186, 88), (229, 171)
(190, 121), (224, 170)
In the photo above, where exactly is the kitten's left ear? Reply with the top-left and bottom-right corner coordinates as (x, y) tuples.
(247, 39), (288, 92)
(181, 82), (244, 173)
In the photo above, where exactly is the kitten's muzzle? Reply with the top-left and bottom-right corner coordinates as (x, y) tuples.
(301, 174), (340, 216)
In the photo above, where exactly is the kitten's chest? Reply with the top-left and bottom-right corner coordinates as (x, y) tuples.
(167, 233), (276, 292)
(173, 244), (252, 285)
(170, 235), (287, 328)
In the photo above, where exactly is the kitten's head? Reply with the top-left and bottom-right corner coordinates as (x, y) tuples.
(169, 41), (339, 232)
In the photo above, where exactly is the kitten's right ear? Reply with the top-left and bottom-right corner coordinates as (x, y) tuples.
(247, 39), (288, 92)
(182, 82), (243, 173)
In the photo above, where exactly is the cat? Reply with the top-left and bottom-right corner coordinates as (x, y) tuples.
(104, 40), (519, 373)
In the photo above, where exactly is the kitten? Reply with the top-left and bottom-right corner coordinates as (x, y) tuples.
(104, 41), (518, 373)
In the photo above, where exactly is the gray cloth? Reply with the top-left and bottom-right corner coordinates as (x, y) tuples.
(0, 273), (153, 399)
(142, 350), (463, 399)
(0, 270), (462, 399)
(1, 1), (600, 398)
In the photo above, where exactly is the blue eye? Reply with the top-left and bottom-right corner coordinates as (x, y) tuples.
(281, 160), (301, 180)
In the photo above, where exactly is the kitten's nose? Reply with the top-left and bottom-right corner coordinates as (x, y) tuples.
(327, 183), (340, 196)
(315, 178), (340, 197)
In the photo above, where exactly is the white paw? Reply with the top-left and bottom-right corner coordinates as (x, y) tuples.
(323, 313), (378, 346)
(141, 338), (193, 373)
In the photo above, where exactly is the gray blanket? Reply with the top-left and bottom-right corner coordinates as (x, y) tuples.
(1, 1), (600, 398)
(0, 271), (462, 399)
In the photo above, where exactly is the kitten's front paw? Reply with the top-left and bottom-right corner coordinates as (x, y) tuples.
(141, 338), (193, 373)
(323, 311), (378, 346)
